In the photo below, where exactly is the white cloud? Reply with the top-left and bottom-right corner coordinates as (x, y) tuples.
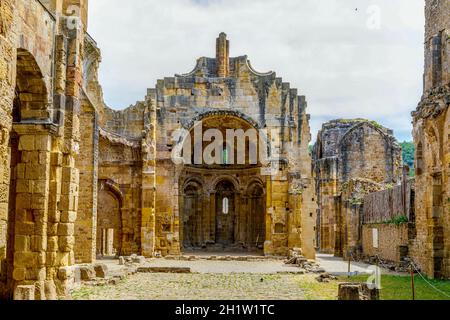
(88, 0), (425, 142)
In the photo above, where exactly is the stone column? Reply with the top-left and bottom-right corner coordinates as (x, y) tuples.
(141, 100), (156, 257)
(234, 192), (241, 245)
(0, 0), (16, 298)
(12, 124), (53, 300)
(74, 101), (98, 263)
(202, 191), (210, 245)
(53, 20), (84, 298)
(210, 192), (216, 242)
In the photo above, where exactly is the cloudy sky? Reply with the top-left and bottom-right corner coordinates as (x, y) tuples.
(88, 0), (425, 142)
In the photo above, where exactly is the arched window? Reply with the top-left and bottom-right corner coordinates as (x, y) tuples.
(222, 197), (229, 214)
(223, 148), (229, 165)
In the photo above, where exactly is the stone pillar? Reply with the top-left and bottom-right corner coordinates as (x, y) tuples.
(141, 101), (156, 257)
(202, 191), (210, 244)
(0, 0), (16, 299)
(216, 33), (230, 78)
(53, 18), (84, 297)
(74, 101), (98, 263)
(12, 124), (53, 300)
(240, 195), (248, 246)
(210, 192), (216, 242)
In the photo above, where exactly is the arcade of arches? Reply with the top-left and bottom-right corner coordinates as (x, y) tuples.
(178, 115), (267, 252)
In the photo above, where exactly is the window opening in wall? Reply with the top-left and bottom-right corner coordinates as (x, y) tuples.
(222, 197), (229, 214)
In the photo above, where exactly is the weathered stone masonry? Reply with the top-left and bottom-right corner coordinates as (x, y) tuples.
(0, 0), (87, 299)
(78, 32), (317, 261)
(410, 0), (450, 279)
(1, 0), (447, 302)
(313, 119), (402, 257)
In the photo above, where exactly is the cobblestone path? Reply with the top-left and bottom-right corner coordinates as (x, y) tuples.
(72, 272), (339, 300)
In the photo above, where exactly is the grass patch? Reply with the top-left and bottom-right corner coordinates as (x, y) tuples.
(295, 275), (340, 300)
(338, 274), (450, 300)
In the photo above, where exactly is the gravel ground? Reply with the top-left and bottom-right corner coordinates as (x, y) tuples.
(72, 273), (316, 300)
(71, 258), (340, 300)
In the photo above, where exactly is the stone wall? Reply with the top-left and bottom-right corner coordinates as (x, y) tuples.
(0, 0), (86, 300)
(150, 34), (316, 258)
(78, 33), (317, 260)
(362, 224), (409, 263)
(411, 0), (450, 279)
(356, 178), (415, 264)
(313, 119), (402, 256)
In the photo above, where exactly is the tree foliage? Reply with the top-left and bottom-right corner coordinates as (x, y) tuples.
(401, 141), (415, 176)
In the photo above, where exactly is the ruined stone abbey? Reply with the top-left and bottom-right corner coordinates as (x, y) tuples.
(0, 0), (449, 300)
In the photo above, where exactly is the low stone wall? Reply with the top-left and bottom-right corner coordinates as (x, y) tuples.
(361, 224), (409, 263)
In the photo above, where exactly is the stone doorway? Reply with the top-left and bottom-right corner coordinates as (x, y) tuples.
(97, 189), (123, 257)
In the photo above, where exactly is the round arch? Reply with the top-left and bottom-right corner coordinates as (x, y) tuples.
(97, 179), (124, 257)
(14, 48), (50, 121)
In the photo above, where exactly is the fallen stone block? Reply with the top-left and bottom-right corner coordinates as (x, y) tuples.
(338, 283), (361, 300)
(132, 256), (146, 264)
(79, 266), (96, 281)
(119, 257), (125, 265)
(137, 267), (191, 274)
(165, 255), (178, 260)
(14, 285), (35, 300)
(338, 283), (380, 300)
(94, 263), (108, 278)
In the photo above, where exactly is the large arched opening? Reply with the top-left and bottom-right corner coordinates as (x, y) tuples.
(4, 48), (50, 298)
(178, 113), (267, 254)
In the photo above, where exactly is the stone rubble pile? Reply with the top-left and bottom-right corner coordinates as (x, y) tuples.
(363, 256), (410, 273)
(119, 254), (147, 265)
(73, 255), (148, 288)
(284, 249), (339, 282)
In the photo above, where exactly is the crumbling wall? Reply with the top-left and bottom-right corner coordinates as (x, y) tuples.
(313, 119), (402, 256)
(362, 224), (409, 263)
(151, 33), (316, 258)
(97, 135), (143, 256)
